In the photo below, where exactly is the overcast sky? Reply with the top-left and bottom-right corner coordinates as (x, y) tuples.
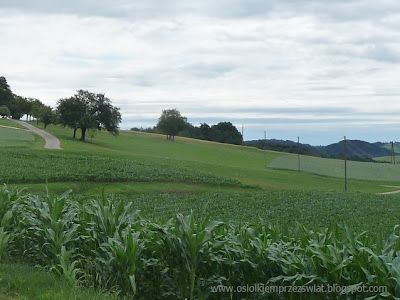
(1, 0), (400, 144)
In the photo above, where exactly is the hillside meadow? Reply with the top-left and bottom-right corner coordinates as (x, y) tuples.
(269, 153), (400, 182)
(2, 120), (400, 298)
(23, 123), (400, 193)
(0, 119), (42, 148)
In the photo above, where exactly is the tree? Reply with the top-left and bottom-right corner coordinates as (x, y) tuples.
(95, 93), (122, 136)
(0, 105), (10, 118)
(156, 109), (187, 140)
(210, 122), (243, 145)
(57, 90), (121, 141)
(8, 95), (28, 119)
(31, 99), (46, 124)
(199, 123), (212, 140)
(20, 98), (33, 120)
(0, 77), (13, 107)
(39, 106), (56, 128)
(0, 77), (47, 121)
(57, 96), (85, 138)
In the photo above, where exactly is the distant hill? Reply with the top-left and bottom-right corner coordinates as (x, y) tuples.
(245, 139), (398, 162)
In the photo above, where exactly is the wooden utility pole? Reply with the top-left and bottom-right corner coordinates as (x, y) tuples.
(241, 124), (244, 146)
(297, 136), (300, 172)
(344, 136), (347, 192)
(391, 141), (394, 164)
(263, 130), (267, 164)
(392, 141), (396, 165)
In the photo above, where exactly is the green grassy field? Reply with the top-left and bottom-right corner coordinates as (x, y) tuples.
(31, 123), (400, 193)
(2, 121), (400, 298)
(0, 119), (42, 148)
(0, 148), (239, 186)
(0, 263), (115, 299)
(0, 125), (34, 147)
(269, 153), (400, 182)
(0, 118), (24, 128)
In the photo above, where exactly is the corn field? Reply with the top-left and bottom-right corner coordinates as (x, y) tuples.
(0, 185), (399, 299)
(0, 149), (239, 186)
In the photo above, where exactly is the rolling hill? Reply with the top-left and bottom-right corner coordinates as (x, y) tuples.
(3, 120), (400, 299)
(246, 138), (397, 161)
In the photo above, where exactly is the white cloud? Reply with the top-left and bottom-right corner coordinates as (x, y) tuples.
(1, 1), (400, 144)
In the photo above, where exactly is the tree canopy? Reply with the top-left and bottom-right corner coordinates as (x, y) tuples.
(0, 77), (49, 121)
(39, 106), (56, 128)
(0, 105), (10, 118)
(0, 76), (13, 108)
(156, 109), (188, 140)
(210, 122), (243, 145)
(57, 90), (121, 141)
(153, 109), (243, 145)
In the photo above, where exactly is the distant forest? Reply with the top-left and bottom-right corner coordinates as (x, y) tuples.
(132, 121), (243, 145)
(246, 139), (397, 162)
(132, 109), (397, 162)
(132, 109), (243, 145)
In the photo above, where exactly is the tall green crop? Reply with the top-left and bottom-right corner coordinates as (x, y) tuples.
(1, 185), (399, 299)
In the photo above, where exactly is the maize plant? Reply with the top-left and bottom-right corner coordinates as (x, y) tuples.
(1, 185), (400, 299)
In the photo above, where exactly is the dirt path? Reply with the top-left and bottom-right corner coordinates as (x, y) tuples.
(377, 185), (400, 195)
(15, 121), (62, 150)
(0, 124), (30, 131)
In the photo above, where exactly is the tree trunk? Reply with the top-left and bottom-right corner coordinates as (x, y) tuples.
(73, 128), (77, 139)
(80, 128), (87, 141)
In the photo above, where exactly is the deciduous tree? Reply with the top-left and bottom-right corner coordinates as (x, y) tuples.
(57, 90), (121, 141)
(0, 105), (10, 118)
(0, 76), (13, 107)
(156, 109), (187, 140)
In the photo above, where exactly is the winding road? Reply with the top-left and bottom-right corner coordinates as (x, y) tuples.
(377, 185), (400, 195)
(15, 121), (62, 150)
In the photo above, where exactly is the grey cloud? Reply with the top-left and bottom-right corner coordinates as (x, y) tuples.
(179, 62), (236, 78)
(121, 102), (356, 115)
(2, 0), (399, 22)
(3, 0), (400, 145)
(186, 106), (356, 115)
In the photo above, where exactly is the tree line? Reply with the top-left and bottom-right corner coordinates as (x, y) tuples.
(0, 76), (55, 126)
(2, 76), (241, 144)
(0, 76), (121, 141)
(132, 108), (243, 145)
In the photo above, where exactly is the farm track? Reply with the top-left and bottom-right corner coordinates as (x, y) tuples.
(377, 185), (400, 195)
(15, 121), (62, 150)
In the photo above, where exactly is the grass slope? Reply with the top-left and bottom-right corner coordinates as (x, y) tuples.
(0, 148), (239, 186)
(0, 119), (43, 148)
(0, 119), (24, 129)
(269, 153), (400, 182)
(36, 124), (398, 193)
(2, 122), (400, 298)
